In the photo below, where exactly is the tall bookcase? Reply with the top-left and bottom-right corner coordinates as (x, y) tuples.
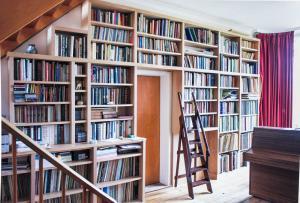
(2, 1), (260, 202)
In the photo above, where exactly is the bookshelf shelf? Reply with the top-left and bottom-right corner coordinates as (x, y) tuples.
(14, 81), (71, 85)
(91, 20), (134, 30)
(14, 102), (71, 105)
(220, 113), (239, 116)
(184, 85), (217, 89)
(184, 40), (218, 49)
(75, 105), (87, 108)
(220, 52), (240, 58)
(219, 149), (239, 154)
(219, 130), (239, 134)
(34, 188), (83, 201)
(219, 71), (240, 76)
(184, 51), (218, 58)
(219, 87), (239, 90)
(184, 99), (218, 102)
(75, 75), (86, 78)
(97, 176), (142, 188)
(137, 48), (181, 56)
(91, 59), (135, 67)
(241, 47), (258, 52)
(91, 104), (133, 108)
(35, 160), (93, 171)
(15, 121), (71, 126)
(96, 152), (142, 162)
(91, 39), (134, 47)
(185, 112), (218, 116)
(137, 63), (182, 71)
(91, 116), (133, 123)
(75, 90), (86, 93)
(183, 67), (219, 74)
(75, 120), (87, 124)
(242, 58), (258, 63)
(91, 82), (134, 87)
(1, 169), (31, 176)
(137, 32), (181, 41)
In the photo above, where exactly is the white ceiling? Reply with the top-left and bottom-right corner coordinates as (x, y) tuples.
(107, 0), (300, 34)
(160, 0), (300, 33)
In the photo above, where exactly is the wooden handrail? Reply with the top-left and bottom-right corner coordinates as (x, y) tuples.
(2, 117), (116, 203)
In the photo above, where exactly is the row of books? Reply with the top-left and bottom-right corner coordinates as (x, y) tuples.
(103, 181), (138, 202)
(185, 27), (218, 45)
(91, 108), (119, 120)
(219, 133), (238, 153)
(138, 53), (177, 66)
(220, 36), (239, 55)
(242, 77), (259, 93)
(2, 134), (10, 153)
(75, 108), (86, 121)
(242, 40), (255, 49)
(184, 55), (216, 70)
(91, 120), (132, 140)
(43, 194), (83, 203)
(35, 165), (88, 194)
(184, 72), (216, 87)
(184, 101), (215, 114)
(92, 43), (133, 62)
(92, 26), (133, 43)
(241, 100), (258, 115)
(137, 14), (181, 38)
(2, 157), (30, 171)
(91, 8), (132, 26)
(240, 132), (253, 150)
(220, 75), (238, 87)
(219, 115), (239, 132)
(220, 151), (239, 173)
(220, 55), (239, 72)
(55, 32), (87, 58)
(220, 101), (237, 114)
(1, 174), (30, 201)
(91, 87), (130, 105)
(18, 124), (70, 144)
(186, 115), (215, 128)
(14, 59), (70, 82)
(242, 51), (255, 60)
(14, 84), (69, 103)
(14, 105), (69, 123)
(241, 116), (258, 132)
(75, 124), (87, 143)
(241, 62), (258, 74)
(74, 63), (85, 75)
(138, 36), (179, 52)
(91, 65), (130, 84)
(96, 157), (139, 182)
(184, 88), (214, 100)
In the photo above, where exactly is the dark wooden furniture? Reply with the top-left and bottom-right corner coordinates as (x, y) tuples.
(244, 127), (300, 203)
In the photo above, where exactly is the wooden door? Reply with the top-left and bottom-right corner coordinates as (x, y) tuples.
(137, 76), (160, 185)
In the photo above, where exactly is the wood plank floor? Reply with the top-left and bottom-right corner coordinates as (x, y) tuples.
(145, 166), (269, 203)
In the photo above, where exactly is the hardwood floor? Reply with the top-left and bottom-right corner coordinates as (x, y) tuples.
(145, 166), (269, 203)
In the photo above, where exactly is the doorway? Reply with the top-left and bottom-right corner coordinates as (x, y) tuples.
(137, 70), (172, 192)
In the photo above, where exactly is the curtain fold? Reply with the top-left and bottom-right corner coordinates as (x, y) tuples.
(256, 31), (294, 127)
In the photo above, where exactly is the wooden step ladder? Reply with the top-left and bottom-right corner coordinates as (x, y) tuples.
(174, 92), (213, 199)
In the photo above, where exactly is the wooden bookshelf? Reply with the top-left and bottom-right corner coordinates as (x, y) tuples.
(2, 1), (261, 202)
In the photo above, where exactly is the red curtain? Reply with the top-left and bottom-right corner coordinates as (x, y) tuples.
(256, 31), (294, 127)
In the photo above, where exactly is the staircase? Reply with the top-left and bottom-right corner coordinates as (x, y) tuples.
(0, 0), (84, 57)
(2, 117), (116, 203)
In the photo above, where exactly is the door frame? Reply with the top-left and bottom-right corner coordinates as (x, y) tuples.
(136, 69), (172, 186)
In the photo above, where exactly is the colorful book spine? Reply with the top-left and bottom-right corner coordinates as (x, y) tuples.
(92, 26), (133, 43)
(184, 88), (214, 100)
(91, 120), (132, 140)
(220, 55), (239, 72)
(138, 37), (179, 52)
(91, 87), (130, 105)
(219, 115), (239, 132)
(138, 52), (177, 66)
(91, 8), (132, 26)
(220, 36), (239, 55)
(91, 65), (129, 84)
(184, 72), (216, 86)
(92, 43), (133, 62)
(185, 27), (218, 45)
(184, 55), (216, 70)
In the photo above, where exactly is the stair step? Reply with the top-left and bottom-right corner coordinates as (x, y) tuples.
(192, 179), (210, 187)
(190, 166), (207, 174)
(189, 139), (201, 145)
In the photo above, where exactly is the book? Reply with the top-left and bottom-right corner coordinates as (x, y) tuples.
(92, 43), (132, 62)
(242, 77), (259, 93)
(184, 72), (216, 87)
(91, 87), (130, 105)
(220, 36), (239, 55)
(91, 8), (132, 26)
(241, 100), (258, 115)
(55, 32), (87, 58)
(75, 124), (87, 143)
(138, 14), (181, 38)
(240, 132), (253, 151)
(92, 26), (133, 43)
(1, 174), (30, 201)
(242, 40), (254, 49)
(220, 55), (239, 72)
(184, 101), (215, 114)
(219, 133), (238, 153)
(241, 62), (258, 74)
(97, 147), (118, 157)
(138, 52), (177, 66)
(219, 151), (239, 173)
(91, 120), (132, 140)
(241, 116), (258, 132)
(91, 65), (130, 84)
(14, 59), (70, 82)
(138, 36), (179, 52)
(219, 115), (239, 132)
(220, 75), (238, 88)
(185, 115), (215, 129)
(242, 51), (255, 60)
(72, 150), (89, 161)
(220, 101), (237, 114)
(184, 88), (214, 101)
(185, 27), (218, 45)
(184, 55), (216, 70)
(102, 181), (139, 202)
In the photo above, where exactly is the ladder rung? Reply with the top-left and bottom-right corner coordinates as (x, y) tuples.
(177, 148), (196, 154)
(187, 128), (200, 133)
(190, 153), (204, 158)
(189, 139), (201, 145)
(176, 174), (186, 179)
(190, 166), (207, 174)
(192, 179), (210, 187)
